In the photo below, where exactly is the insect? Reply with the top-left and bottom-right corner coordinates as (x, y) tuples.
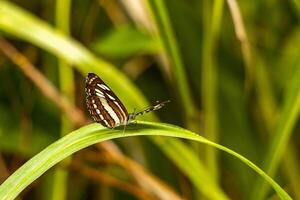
(85, 73), (170, 128)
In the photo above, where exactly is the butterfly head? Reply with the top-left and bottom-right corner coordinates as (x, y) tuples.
(127, 113), (136, 123)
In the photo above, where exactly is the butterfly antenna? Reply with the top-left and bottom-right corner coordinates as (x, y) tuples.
(135, 100), (170, 116)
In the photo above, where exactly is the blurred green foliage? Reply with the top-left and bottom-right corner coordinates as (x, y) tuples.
(0, 0), (299, 200)
(92, 25), (161, 59)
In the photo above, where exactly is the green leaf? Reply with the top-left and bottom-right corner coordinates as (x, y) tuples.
(0, 122), (292, 200)
(92, 25), (161, 58)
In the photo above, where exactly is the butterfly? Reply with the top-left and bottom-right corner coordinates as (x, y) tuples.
(85, 73), (169, 128)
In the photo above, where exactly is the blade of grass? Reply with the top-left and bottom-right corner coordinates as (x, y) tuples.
(275, 30), (300, 199)
(254, 54), (300, 200)
(251, 61), (300, 200)
(289, 0), (300, 19)
(226, 0), (253, 91)
(132, 1), (225, 197)
(150, 137), (228, 200)
(50, 0), (73, 200)
(145, 0), (197, 127)
(0, 1), (229, 199)
(201, 0), (224, 181)
(219, 68), (260, 196)
(0, 121), (292, 200)
(282, 144), (300, 200)
(142, 4), (205, 197)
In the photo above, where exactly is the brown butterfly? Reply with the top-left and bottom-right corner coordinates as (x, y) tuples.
(85, 73), (169, 128)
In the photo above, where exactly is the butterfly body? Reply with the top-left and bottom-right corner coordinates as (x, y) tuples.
(85, 73), (169, 128)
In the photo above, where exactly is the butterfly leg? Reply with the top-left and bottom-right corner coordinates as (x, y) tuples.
(122, 124), (127, 135)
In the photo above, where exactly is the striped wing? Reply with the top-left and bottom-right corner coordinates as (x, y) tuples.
(85, 73), (128, 128)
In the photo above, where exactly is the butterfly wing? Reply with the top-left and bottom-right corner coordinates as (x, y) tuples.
(85, 73), (128, 128)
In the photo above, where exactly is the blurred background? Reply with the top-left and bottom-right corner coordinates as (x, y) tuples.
(0, 0), (300, 199)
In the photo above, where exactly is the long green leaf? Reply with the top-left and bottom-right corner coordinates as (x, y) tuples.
(0, 121), (292, 200)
